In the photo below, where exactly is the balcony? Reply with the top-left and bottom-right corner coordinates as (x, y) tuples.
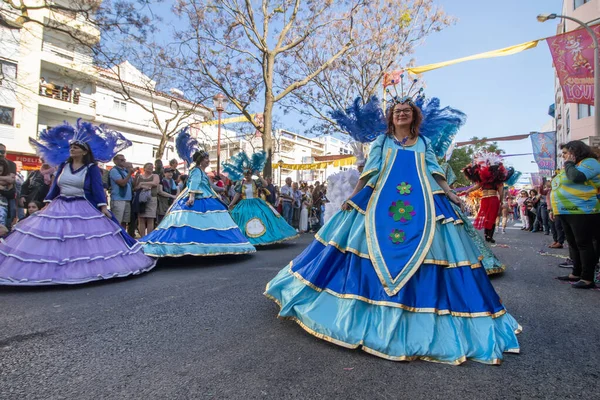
(38, 83), (96, 118)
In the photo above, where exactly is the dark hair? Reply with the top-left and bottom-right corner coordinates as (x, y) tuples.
(68, 143), (96, 165)
(529, 189), (538, 195)
(192, 150), (209, 165)
(386, 101), (423, 139)
(0, 159), (8, 176)
(28, 200), (44, 210)
(560, 140), (599, 163)
(179, 174), (188, 186)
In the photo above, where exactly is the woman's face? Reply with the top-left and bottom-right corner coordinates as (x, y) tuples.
(392, 103), (414, 128)
(28, 202), (40, 214)
(561, 147), (574, 161)
(143, 163), (153, 174)
(521, 191), (527, 197)
(69, 144), (88, 159)
(199, 157), (210, 169)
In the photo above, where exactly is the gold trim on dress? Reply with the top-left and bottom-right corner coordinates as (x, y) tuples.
(346, 199), (366, 215)
(264, 291), (520, 365)
(286, 264), (506, 318)
(153, 224), (240, 231)
(485, 265), (507, 275)
(359, 168), (378, 181)
(168, 209), (228, 216)
(253, 234), (300, 246)
(314, 234), (371, 259)
(482, 189), (499, 198)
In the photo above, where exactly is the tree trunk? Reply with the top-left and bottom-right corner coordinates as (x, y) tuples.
(155, 133), (169, 160)
(262, 54), (275, 178)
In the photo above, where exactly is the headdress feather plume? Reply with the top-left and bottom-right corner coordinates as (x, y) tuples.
(29, 119), (131, 166)
(222, 150), (267, 182)
(176, 126), (200, 165)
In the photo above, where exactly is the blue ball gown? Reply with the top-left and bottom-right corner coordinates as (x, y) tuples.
(140, 167), (256, 257)
(265, 134), (521, 365)
(230, 180), (298, 246)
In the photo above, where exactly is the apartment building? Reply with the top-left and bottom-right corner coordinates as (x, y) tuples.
(0, 1), (210, 171)
(552, 0), (599, 158)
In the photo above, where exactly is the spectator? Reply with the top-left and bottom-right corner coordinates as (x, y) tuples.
(292, 182), (302, 229)
(109, 154), (134, 229)
(529, 189), (540, 232)
(517, 190), (529, 230)
(39, 77), (47, 95)
(26, 200), (44, 218)
(169, 159), (181, 181)
(134, 162), (159, 237)
(14, 161), (25, 221)
(154, 159), (164, 180)
(265, 177), (276, 205)
(20, 161), (54, 206)
(547, 179), (565, 249)
(553, 140), (600, 289)
(0, 144), (17, 228)
(178, 174), (188, 192)
(280, 177), (294, 225)
(157, 167), (179, 223)
(0, 159), (15, 226)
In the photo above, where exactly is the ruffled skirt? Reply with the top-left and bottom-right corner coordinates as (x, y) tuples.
(140, 196), (256, 257)
(0, 197), (156, 285)
(265, 193), (520, 365)
(231, 198), (298, 246)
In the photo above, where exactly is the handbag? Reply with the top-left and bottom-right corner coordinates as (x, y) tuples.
(138, 189), (152, 203)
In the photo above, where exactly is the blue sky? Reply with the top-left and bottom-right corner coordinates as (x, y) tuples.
(153, 0), (562, 173)
(408, 0), (563, 173)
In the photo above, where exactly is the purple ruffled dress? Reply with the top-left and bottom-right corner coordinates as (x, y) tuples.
(0, 162), (156, 285)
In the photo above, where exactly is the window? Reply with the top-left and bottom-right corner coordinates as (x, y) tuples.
(0, 106), (15, 126)
(577, 104), (594, 119)
(112, 99), (127, 113)
(0, 60), (17, 85)
(152, 146), (159, 159)
(574, 0), (590, 9)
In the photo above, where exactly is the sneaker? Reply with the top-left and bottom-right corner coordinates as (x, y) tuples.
(559, 259), (573, 268)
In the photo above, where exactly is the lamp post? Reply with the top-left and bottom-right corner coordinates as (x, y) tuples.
(538, 13), (600, 137)
(212, 93), (229, 174)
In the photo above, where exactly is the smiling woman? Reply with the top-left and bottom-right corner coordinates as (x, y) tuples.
(265, 95), (521, 365)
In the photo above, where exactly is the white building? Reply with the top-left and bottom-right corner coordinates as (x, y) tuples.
(0, 2), (211, 171)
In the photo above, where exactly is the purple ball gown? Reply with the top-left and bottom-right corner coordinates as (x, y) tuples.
(0, 162), (156, 285)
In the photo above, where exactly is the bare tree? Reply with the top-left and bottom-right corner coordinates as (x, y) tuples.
(170, 0), (369, 177)
(282, 0), (454, 135)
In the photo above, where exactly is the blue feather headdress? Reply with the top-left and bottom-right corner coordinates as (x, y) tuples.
(330, 96), (387, 143)
(330, 95), (467, 159)
(29, 119), (132, 166)
(222, 150), (267, 182)
(176, 126), (202, 166)
(415, 97), (467, 158)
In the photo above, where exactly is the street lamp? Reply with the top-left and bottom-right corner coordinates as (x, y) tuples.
(212, 93), (229, 174)
(538, 13), (600, 137)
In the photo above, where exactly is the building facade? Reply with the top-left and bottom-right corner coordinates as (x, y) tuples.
(0, 1), (210, 171)
(553, 0), (599, 156)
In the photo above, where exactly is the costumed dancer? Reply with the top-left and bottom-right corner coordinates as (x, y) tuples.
(323, 141), (364, 224)
(265, 78), (521, 365)
(0, 120), (156, 285)
(140, 128), (255, 257)
(225, 152), (298, 246)
(442, 163), (521, 275)
(462, 153), (515, 243)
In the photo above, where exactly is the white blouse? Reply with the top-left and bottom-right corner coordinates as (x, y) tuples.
(58, 165), (87, 197)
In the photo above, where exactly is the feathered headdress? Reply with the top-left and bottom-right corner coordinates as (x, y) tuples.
(176, 126), (203, 166)
(330, 96), (387, 143)
(415, 97), (466, 158)
(463, 152), (515, 185)
(330, 94), (466, 159)
(221, 150), (267, 182)
(29, 119), (132, 166)
(385, 73), (424, 106)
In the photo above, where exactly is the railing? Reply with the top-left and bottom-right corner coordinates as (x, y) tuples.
(39, 85), (96, 109)
(41, 41), (93, 65)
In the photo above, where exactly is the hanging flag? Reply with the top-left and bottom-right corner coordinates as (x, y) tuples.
(530, 131), (556, 177)
(383, 70), (403, 87)
(546, 26), (600, 105)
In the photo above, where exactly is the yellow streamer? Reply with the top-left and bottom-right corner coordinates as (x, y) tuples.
(273, 156), (357, 170)
(406, 39), (541, 75)
(201, 114), (256, 125)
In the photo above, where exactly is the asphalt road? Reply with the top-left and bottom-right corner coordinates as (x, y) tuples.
(1, 223), (599, 400)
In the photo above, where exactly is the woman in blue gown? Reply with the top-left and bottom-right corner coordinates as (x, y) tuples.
(224, 151), (298, 246)
(140, 131), (255, 257)
(265, 95), (521, 365)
